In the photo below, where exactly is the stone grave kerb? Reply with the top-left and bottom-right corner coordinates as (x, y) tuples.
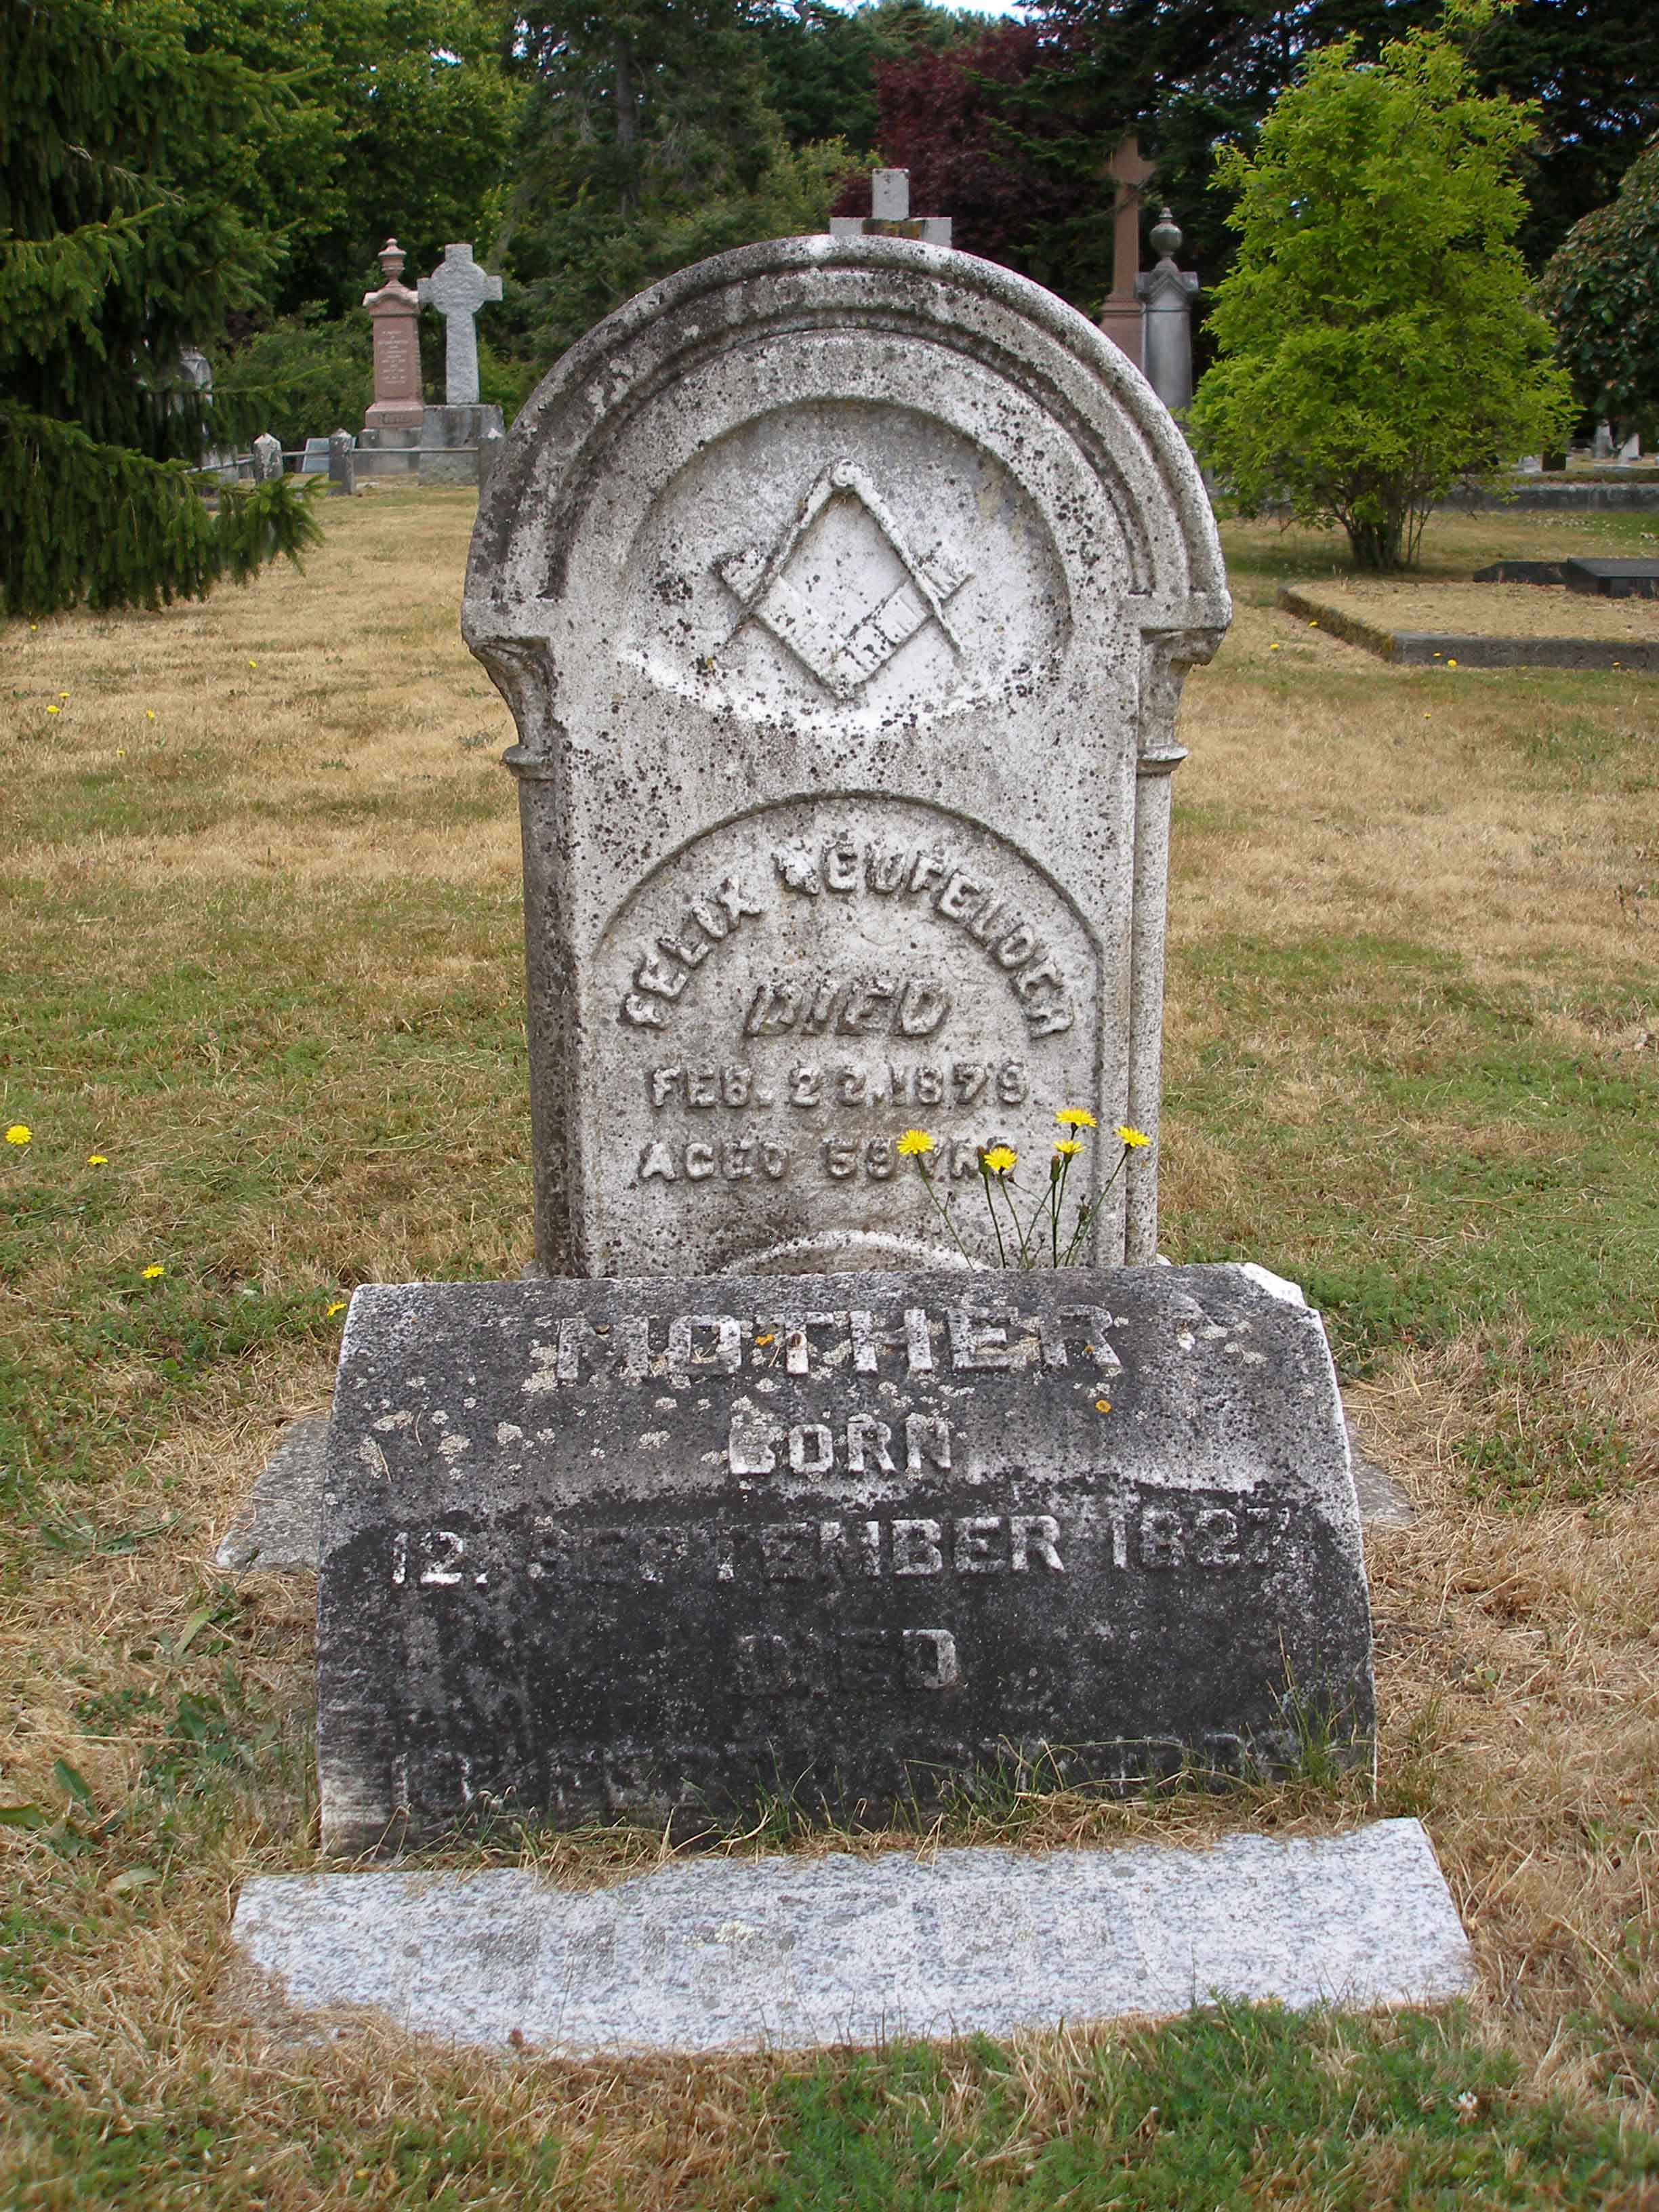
(462, 234), (1229, 1284)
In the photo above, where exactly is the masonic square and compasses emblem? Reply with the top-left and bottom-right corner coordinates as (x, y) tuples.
(716, 460), (972, 700)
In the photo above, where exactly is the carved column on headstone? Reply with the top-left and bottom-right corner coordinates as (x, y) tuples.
(1098, 136), (1156, 373)
(363, 238), (424, 436)
(1136, 209), (1200, 415)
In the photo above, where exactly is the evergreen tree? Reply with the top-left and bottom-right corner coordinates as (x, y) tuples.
(1, 0), (319, 618)
(1187, 4), (1573, 569)
(502, 0), (846, 359)
(1537, 136), (1659, 445)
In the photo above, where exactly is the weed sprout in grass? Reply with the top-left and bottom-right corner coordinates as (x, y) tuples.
(901, 1109), (1149, 1269)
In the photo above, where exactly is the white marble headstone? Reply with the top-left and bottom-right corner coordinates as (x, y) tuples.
(418, 243), (502, 408)
(464, 237), (1229, 1280)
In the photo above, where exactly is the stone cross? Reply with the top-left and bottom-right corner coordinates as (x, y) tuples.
(418, 243), (503, 407)
(1098, 135), (1158, 373)
(830, 169), (952, 248)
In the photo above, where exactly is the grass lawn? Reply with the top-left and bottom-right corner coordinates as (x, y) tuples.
(1, 488), (1656, 2209)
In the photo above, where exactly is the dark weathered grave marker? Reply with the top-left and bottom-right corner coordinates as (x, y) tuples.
(317, 1265), (1373, 1850)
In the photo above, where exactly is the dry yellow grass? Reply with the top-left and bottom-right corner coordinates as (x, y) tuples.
(2, 491), (1657, 2206)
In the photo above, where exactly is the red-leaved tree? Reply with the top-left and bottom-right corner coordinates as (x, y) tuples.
(829, 23), (1113, 313)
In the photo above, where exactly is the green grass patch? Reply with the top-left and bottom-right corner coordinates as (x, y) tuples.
(756, 2007), (1658, 2210)
(1168, 934), (1659, 1388)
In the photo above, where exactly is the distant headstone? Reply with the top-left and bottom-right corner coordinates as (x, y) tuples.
(1098, 136), (1156, 373)
(1135, 207), (1199, 413)
(830, 169), (952, 247)
(1593, 421), (1616, 459)
(1619, 432), (1642, 463)
(363, 238), (424, 443)
(464, 237), (1229, 1280)
(316, 1264), (1374, 1851)
(418, 242), (503, 409)
(476, 424), (504, 495)
(328, 428), (356, 498)
(300, 436), (331, 476)
(250, 431), (284, 483)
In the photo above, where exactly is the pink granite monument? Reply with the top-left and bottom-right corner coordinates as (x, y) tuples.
(363, 239), (424, 435)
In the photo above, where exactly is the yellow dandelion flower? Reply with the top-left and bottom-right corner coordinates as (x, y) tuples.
(146, 710), (157, 721)
(326, 1299), (348, 1318)
(981, 1145), (1017, 1174)
(116, 748), (125, 758)
(1446, 658), (1458, 669)
(87, 1153), (108, 1166)
(1269, 642), (1281, 651)
(1117, 1125), (1151, 1149)
(1055, 1107), (1097, 1128)
(1054, 1139), (1082, 1158)
(248, 659), (258, 670)
(896, 1129), (935, 1156)
(45, 704), (60, 714)
(58, 691), (69, 699)
(5, 1124), (32, 1146)
(142, 1263), (166, 1280)
(1094, 1398), (1113, 1414)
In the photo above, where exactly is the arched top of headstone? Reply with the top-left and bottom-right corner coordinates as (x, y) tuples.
(464, 234), (1227, 718)
(464, 233), (1231, 1284)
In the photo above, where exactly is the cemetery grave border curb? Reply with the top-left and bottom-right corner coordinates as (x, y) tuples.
(1276, 585), (1659, 672)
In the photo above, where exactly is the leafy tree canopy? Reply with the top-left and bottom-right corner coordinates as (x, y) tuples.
(1537, 134), (1659, 443)
(191, 0), (524, 323)
(827, 21), (1114, 311)
(758, 0), (991, 156)
(1187, 3), (1574, 569)
(1, 0), (318, 616)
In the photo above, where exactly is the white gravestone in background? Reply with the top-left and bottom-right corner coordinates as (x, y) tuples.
(418, 242), (502, 408)
(464, 237), (1230, 1281)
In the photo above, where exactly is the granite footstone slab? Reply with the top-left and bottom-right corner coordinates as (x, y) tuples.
(230, 1819), (1469, 2053)
(316, 1263), (1373, 1853)
(463, 235), (1230, 1282)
